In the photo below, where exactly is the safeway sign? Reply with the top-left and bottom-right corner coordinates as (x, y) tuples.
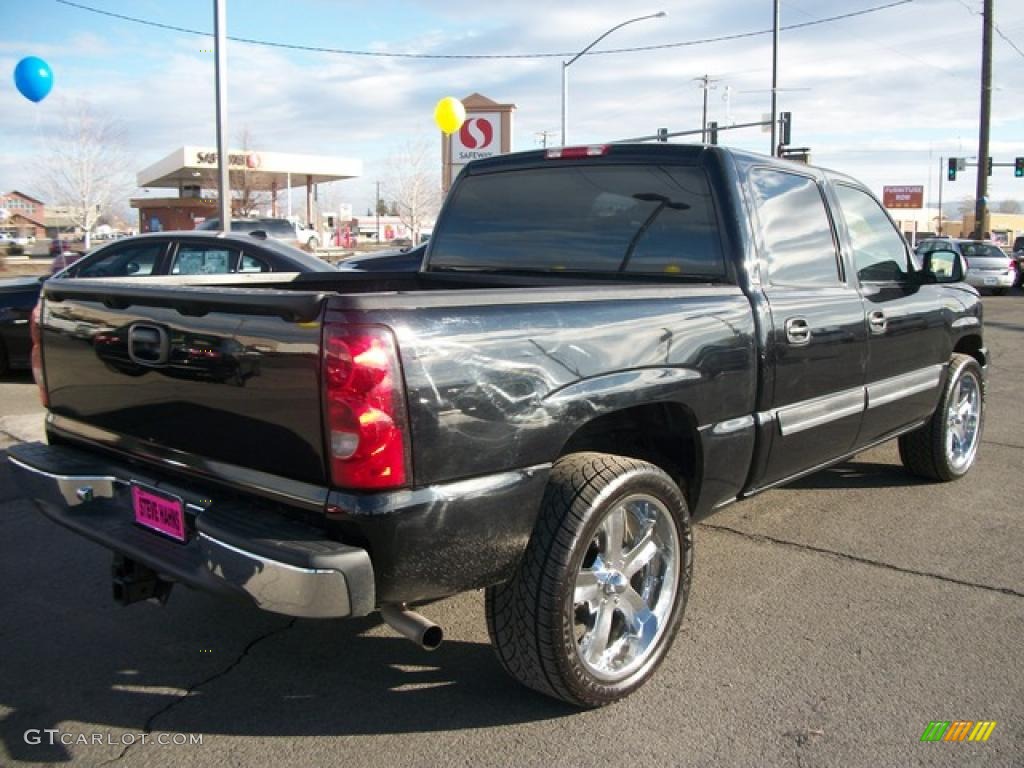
(882, 185), (924, 209)
(451, 113), (501, 162)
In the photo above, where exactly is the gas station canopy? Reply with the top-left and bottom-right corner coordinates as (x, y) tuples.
(136, 146), (362, 191)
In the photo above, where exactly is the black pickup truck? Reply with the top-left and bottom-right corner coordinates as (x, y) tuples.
(9, 144), (986, 707)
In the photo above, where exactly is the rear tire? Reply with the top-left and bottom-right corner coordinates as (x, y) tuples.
(899, 354), (984, 481)
(992, 287), (1007, 296)
(485, 452), (692, 707)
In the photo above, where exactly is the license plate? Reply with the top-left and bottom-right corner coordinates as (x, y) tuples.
(984, 277), (997, 285)
(131, 485), (186, 542)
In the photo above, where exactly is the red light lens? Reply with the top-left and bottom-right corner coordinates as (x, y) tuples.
(30, 302), (47, 406)
(545, 145), (609, 159)
(323, 325), (408, 489)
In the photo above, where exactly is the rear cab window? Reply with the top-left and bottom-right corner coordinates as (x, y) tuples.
(429, 164), (726, 280)
(748, 168), (841, 286)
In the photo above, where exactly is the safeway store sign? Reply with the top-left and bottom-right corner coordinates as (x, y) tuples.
(883, 185), (924, 209)
(451, 114), (501, 162)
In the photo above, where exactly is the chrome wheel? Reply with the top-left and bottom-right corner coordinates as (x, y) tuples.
(571, 493), (680, 682)
(945, 370), (981, 472)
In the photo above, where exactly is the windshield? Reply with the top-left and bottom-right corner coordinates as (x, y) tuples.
(430, 164), (725, 279)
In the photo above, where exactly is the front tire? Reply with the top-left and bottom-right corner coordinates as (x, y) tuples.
(899, 354), (984, 481)
(485, 452), (692, 707)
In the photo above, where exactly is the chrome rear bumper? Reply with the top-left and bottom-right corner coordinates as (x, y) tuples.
(7, 442), (375, 619)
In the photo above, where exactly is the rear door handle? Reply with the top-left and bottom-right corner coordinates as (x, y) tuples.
(868, 310), (887, 334)
(784, 317), (811, 345)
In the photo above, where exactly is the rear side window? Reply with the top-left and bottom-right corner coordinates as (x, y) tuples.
(834, 185), (909, 282)
(430, 165), (725, 279)
(239, 253), (271, 272)
(171, 245), (239, 275)
(76, 243), (163, 277)
(750, 169), (840, 286)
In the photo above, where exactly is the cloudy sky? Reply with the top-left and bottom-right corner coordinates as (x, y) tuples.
(1, 0), (1022, 216)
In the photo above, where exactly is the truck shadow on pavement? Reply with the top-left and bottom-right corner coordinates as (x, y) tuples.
(0, 449), (575, 763)
(785, 459), (923, 492)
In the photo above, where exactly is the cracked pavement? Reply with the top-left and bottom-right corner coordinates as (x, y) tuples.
(0, 294), (1021, 767)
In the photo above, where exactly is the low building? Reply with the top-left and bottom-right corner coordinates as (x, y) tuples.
(0, 191), (46, 239)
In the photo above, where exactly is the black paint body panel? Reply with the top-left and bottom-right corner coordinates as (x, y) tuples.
(27, 144), (985, 606)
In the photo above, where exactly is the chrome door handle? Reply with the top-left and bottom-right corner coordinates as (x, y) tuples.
(784, 317), (811, 345)
(868, 310), (887, 334)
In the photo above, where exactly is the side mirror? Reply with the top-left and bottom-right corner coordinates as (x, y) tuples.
(921, 248), (964, 284)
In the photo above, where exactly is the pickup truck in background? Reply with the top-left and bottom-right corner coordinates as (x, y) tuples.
(9, 144), (987, 707)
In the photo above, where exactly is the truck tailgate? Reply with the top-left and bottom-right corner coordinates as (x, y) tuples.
(40, 281), (328, 487)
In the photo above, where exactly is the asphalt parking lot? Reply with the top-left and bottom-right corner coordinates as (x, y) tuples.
(1, 295), (1021, 767)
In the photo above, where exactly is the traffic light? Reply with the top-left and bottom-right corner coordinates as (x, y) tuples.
(987, 157), (993, 177)
(1016, 157), (1024, 178)
(947, 158), (957, 181)
(780, 112), (792, 146)
(708, 121), (719, 145)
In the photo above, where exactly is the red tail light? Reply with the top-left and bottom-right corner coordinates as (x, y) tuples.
(323, 324), (409, 490)
(545, 145), (609, 159)
(30, 302), (47, 406)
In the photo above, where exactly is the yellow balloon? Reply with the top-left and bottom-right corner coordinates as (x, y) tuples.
(434, 97), (466, 135)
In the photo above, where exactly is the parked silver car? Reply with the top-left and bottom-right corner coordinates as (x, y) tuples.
(916, 238), (1016, 295)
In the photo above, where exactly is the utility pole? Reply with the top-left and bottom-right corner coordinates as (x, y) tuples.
(938, 156), (945, 235)
(213, 0), (230, 231)
(770, 0), (780, 156)
(694, 74), (718, 143)
(535, 129), (556, 148)
(973, 0), (993, 239)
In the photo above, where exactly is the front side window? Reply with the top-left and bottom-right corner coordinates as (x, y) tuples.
(834, 185), (909, 283)
(430, 165), (725, 279)
(749, 169), (840, 286)
(171, 245), (238, 275)
(76, 243), (162, 277)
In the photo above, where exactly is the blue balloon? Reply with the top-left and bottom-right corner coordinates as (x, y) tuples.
(14, 57), (53, 103)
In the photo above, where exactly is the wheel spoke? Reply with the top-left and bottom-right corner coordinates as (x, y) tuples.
(623, 527), (659, 578)
(602, 506), (626, 564)
(621, 588), (658, 644)
(574, 570), (601, 607)
(584, 602), (615, 664)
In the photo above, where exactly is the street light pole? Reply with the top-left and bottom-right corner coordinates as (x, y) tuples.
(213, 0), (230, 231)
(770, 0), (780, 156)
(560, 11), (666, 146)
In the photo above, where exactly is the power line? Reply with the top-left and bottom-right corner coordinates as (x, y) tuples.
(55, 0), (915, 60)
(993, 24), (1024, 59)
(952, 0), (1024, 59)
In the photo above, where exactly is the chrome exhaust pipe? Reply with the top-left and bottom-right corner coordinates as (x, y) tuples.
(380, 603), (443, 650)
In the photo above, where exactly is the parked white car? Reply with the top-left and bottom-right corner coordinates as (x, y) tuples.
(916, 238), (1016, 295)
(292, 221), (320, 250)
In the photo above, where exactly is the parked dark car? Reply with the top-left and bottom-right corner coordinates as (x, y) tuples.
(0, 276), (43, 374)
(195, 217), (304, 249)
(11, 143), (986, 708)
(1012, 236), (1024, 288)
(52, 231), (335, 278)
(339, 244), (425, 272)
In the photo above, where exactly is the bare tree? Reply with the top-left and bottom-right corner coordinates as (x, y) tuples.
(996, 199), (1021, 214)
(385, 139), (442, 243)
(37, 101), (131, 248)
(231, 128), (270, 217)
